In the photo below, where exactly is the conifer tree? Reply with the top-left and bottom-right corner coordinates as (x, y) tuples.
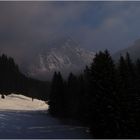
(48, 72), (65, 117)
(66, 73), (79, 118)
(76, 74), (87, 120)
(117, 53), (138, 138)
(88, 50), (120, 138)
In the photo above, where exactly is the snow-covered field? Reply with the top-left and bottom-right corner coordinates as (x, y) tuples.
(0, 94), (48, 111)
(0, 94), (92, 138)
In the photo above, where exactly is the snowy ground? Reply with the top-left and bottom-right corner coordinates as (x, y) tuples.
(0, 94), (92, 138)
(0, 94), (48, 111)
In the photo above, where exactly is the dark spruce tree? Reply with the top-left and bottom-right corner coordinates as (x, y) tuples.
(88, 50), (121, 138)
(48, 72), (66, 117)
(135, 59), (140, 137)
(82, 65), (93, 122)
(117, 53), (138, 138)
(66, 73), (80, 118)
(0, 54), (24, 92)
(76, 74), (88, 121)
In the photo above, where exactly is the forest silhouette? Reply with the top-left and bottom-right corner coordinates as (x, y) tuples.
(0, 54), (50, 100)
(49, 50), (140, 138)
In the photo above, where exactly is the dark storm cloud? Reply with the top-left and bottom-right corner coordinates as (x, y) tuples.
(72, 1), (140, 53)
(1, 1), (140, 65)
(0, 1), (89, 64)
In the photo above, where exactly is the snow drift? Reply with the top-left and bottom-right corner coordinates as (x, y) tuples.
(0, 94), (48, 111)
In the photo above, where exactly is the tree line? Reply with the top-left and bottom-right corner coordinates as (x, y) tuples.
(49, 50), (140, 138)
(0, 54), (50, 100)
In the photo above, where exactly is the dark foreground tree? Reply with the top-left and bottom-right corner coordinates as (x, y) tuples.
(87, 50), (122, 138)
(48, 72), (66, 117)
(117, 53), (138, 138)
(65, 73), (81, 118)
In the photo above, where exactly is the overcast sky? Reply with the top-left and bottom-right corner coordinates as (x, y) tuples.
(0, 1), (140, 64)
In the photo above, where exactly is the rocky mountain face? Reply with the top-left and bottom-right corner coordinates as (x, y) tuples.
(113, 39), (140, 61)
(24, 38), (95, 80)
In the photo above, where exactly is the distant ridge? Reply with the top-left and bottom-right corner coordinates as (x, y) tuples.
(113, 39), (140, 61)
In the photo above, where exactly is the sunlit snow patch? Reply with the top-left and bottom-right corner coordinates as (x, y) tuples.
(0, 94), (48, 111)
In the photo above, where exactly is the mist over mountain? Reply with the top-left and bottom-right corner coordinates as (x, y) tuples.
(21, 37), (95, 80)
(113, 39), (140, 61)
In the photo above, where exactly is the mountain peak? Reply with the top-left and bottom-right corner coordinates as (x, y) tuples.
(24, 37), (95, 80)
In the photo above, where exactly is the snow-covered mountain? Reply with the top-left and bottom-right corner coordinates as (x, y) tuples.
(25, 37), (95, 80)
